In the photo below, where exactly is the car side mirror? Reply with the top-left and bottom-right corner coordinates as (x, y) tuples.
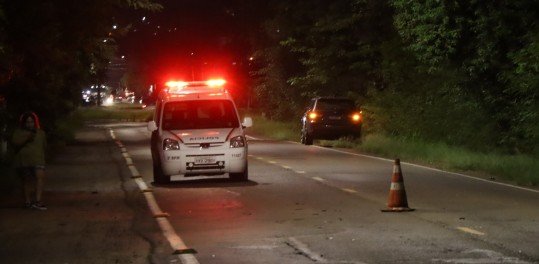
(242, 117), (253, 128)
(147, 121), (157, 132)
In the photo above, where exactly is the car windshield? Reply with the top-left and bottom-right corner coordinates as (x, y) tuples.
(162, 100), (239, 130)
(315, 99), (355, 111)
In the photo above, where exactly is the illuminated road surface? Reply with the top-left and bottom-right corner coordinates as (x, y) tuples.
(2, 123), (536, 264)
(112, 122), (539, 264)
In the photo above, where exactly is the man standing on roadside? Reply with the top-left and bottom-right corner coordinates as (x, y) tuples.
(11, 111), (47, 210)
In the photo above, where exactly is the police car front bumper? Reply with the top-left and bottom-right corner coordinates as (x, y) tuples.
(160, 147), (247, 176)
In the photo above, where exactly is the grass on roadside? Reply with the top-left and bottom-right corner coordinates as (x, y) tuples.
(76, 103), (153, 122)
(247, 115), (301, 141)
(249, 114), (539, 187)
(354, 134), (539, 186)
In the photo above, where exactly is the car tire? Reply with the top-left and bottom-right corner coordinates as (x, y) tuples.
(230, 165), (248, 181)
(302, 131), (314, 145)
(153, 162), (171, 184)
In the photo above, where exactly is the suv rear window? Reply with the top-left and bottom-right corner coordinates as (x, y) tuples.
(162, 100), (239, 130)
(315, 99), (355, 111)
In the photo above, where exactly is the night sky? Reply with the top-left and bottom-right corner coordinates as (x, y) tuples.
(117, 0), (255, 84)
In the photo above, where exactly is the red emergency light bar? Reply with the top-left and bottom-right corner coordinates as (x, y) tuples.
(164, 79), (227, 94)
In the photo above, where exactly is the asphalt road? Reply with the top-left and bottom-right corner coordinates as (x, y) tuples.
(114, 122), (538, 264)
(1, 122), (538, 264)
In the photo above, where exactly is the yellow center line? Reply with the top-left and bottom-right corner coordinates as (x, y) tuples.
(268, 160), (277, 164)
(282, 165), (291, 169)
(295, 170), (306, 174)
(312, 177), (325, 182)
(457, 227), (485, 236)
(341, 188), (357, 194)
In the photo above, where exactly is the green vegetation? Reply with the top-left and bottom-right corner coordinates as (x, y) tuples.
(76, 104), (153, 122)
(1, 1), (537, 187)
(247, 115), (301, 141)
(249, 0), (539, 156)
(0, 0), (161, 143)
(251, 115), (539, 187)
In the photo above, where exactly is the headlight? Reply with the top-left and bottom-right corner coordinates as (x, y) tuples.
(229, 135), (245, 148)
(163, 138), (180, 150)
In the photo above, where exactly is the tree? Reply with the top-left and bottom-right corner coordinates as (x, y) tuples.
(391, 0), (539, 152)
(251, 0), (539, 154)
(0, 0), (161, 132)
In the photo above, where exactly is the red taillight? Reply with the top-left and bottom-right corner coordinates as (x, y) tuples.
(351, 112), (362, 123)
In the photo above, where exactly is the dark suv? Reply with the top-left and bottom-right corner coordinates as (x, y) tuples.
(300, 97), (362, 145)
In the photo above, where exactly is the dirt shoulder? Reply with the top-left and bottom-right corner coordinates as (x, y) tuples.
(0, 126), (171, 264)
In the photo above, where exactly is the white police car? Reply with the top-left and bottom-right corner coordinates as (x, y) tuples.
(147, 79), (252, 183)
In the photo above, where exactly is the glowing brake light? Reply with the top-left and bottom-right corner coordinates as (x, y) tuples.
(308, 112), (318, 120)
(206, 79), (226, 87)
(351, 112), (362, 123)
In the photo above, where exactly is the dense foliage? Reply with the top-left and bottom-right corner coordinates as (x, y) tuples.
(1, 0), (537, 155)
(0, 0), (161, 132)
(249, 0), (539, 155)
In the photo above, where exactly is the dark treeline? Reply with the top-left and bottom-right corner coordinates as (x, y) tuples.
(0, 0), (161, 137)
(249, 0), (539, 155)
(1, 0), (537, 155)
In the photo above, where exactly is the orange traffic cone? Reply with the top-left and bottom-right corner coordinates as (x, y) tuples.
(381, 159), (414, 212)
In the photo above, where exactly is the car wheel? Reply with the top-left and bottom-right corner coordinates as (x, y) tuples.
(153, 162), (171, 184)
(230, 165), (248, 181)
(303, 130), (314, 145)
(301, 129), (314, 145)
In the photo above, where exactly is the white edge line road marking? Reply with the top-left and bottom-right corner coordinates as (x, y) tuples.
(281, 165), (291, 169)
(129, 165), (141, 177)
(287, 237), (327, 263)
(246, 135), (260, 140)
(295, 170), (306, 174)
(110, 129), (199, 264)
(268, 160), (277, 164)
(279, 138), (539, 194)
(457, 227), (486, 236)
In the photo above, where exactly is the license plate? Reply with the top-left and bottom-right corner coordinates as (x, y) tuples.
(329, 116), (341, 120)
(194, 156), (216, 164)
